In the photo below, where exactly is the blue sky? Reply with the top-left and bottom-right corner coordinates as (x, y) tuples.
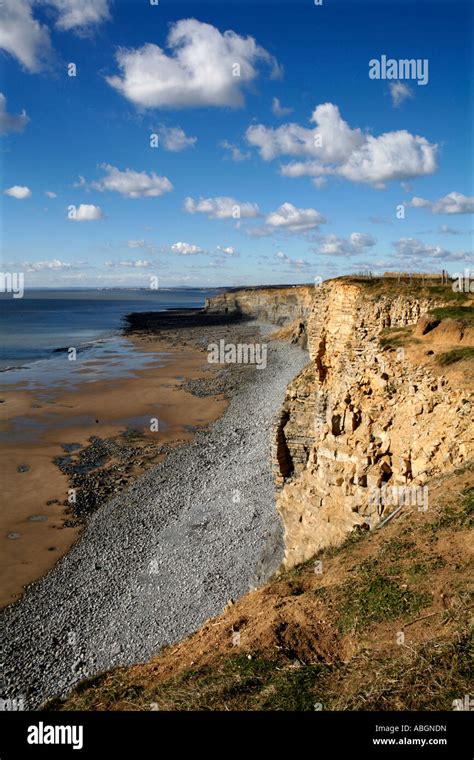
(1, 0), (473, 287)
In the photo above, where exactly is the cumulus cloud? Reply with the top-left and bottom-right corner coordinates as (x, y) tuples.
(312, 232), (377, 257)
(389, 81), (414, 107)
(0, 0), (52, 72)
(88, 164), (173, 198)
(219, 140), (250, 162)
(246, 102), (438, 188)
(184, 196), (259, 220)
(406, 192), (474, 215)
(127, 239), (146, 248)
(0, 0), (110, 73)
(45, 190), (57, 198)
(392, 237), (473, 262)
(0, 93), (29, 134)
(266, 203), (326, 233)
(272, 97), (293, 118)
(45, 0), (111, 31)
(158, 126), (196, 152)
(171, 241), (204, 255)
(216, 245), (238, 256)
(245, 203), (326, 237)
(4, 185), (32, 199)
(69, 203), (103, 221)
(106, 19), (281, 109)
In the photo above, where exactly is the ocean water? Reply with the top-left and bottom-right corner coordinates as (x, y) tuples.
(0, 288), (218, 387)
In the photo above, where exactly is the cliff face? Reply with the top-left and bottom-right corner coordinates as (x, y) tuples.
(205, 285), (314, 327)
(208, 280), (474, 568)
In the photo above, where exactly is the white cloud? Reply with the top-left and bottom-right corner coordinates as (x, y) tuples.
(312, 232), (376, 257)
(0, 0), (52, 72)
(19, 258), (73, 271)
(158, 126), (196, 152)
(45, 0), (111, 31)
(106, 259), (151, 268)
(274, 250), (311, 271)
(247, 102), (438, 188)
(406, 192), (474, 215)
(171, 241), (204, 255)
(266, 202), (326, 233)
(389, 81), (414, 107)
(45, 190), (57, 198)
(89, 164), (173, 198)
(127, 239), (146, 248)
(0, 93), (29, 134)
(392, 237), (473, 262)
(245, 203), (326, 237)
(216, 245), (238, 256)
(220, 140), (250, 162)
(184, 196), (259, 219)
(272, 97), (293, 118)
(106, 18), (281, 109)
(69, 203), (103, 221)
(4, 185), (32, 199)
(349, 232), (377, 249)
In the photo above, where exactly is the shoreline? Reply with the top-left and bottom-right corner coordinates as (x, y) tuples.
(0, 315), (229, 608)
(0, 314), (309, 708)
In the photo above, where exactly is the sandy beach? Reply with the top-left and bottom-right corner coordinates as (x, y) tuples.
(0, 333), (227, 607)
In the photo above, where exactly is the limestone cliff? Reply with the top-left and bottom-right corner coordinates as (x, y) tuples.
(208, 279), (474, 568)
(205, 285), (314, 329)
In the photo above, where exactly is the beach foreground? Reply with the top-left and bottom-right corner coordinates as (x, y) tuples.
(0, 316), (308, 708)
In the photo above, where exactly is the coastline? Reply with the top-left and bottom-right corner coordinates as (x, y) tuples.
(0, 316), (229, 608)
(0, 312), (309, 708)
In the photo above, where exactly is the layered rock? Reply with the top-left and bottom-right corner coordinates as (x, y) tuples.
(205, 285), (314, 326)
(207, 279), (473, 569)
(275, 280), (473, 567)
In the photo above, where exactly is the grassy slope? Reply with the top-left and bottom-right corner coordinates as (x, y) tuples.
(52, 470), (473, 712)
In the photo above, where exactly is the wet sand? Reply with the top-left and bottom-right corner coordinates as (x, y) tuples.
(0, 337), (226, 608)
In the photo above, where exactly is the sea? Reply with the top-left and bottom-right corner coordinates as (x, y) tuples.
(0, 288), (219, 390)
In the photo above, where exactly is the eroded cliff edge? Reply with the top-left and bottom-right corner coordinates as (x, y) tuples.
(208, 279), (474, 568)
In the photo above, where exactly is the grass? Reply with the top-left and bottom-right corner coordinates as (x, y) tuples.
(321, 632), (473, 711)
(425, 487), (474, 532)
(438, 347), (474, 365)
(379, 536), (416, 559)
(342, 277), (470, 301)
(336, 576), (431, 634)
(54, 629), (473, 712)
(428, 306), (474, 324)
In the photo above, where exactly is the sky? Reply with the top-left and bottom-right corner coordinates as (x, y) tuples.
(0, 0), (473, 288)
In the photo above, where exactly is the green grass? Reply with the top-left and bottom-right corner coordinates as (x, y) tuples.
(336, 576), (431, 634)
(425, 487), (474, 532)
(379, 536), (416, 559)
(428, 306), (474, 324)
(438, 347), (474, 365)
